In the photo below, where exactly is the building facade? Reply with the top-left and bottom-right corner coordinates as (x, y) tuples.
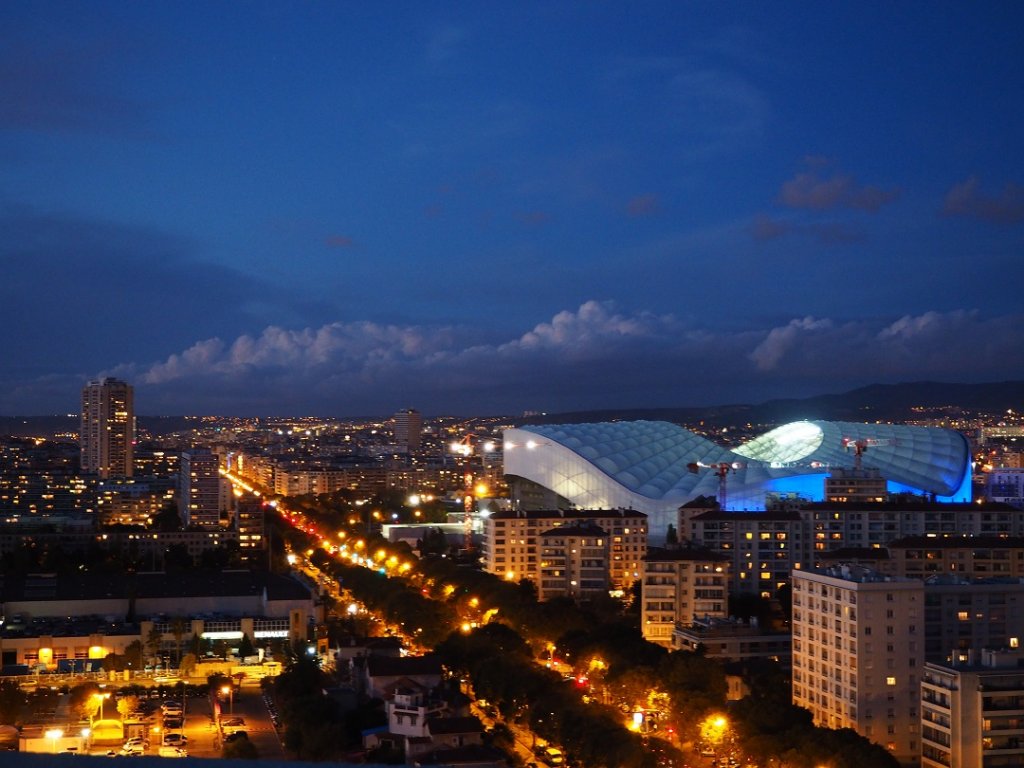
(791, 566), (922, 766)
(482, 509), (647, 594)
(179, 447), (222, 528)
(393, 409), (424, 452)
(538, 523), (609, 601)
(922, 648), (1024, 768)
(682, 509), (810, 597)
(80, 378), (134, 478)
(640, 546), (729, 647)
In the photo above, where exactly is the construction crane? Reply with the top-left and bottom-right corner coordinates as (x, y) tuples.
(687, 461), (746, 510)
(841, 437), (897, 471)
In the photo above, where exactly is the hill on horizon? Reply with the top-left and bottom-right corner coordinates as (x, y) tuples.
(1, 381), (1021, 438)
(518, 380), (1024, 428)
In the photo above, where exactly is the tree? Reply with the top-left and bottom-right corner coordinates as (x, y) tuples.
(179, 653), (198, 679)
(124, 639), (144, 670)
(68, 683), (101, 721)
(223, 736), (259, 759)
(238, 632), (255, 659)
(145, 626), (163, 661)
(665, 524), (679, 545)
(116, 695), (139, 720)
(170, 618), (190, 665)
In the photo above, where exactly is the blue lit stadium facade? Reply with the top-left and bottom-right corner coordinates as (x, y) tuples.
(503, 420), (971, 540)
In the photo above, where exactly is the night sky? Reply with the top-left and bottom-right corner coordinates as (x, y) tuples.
(3, 2), (1023, 416)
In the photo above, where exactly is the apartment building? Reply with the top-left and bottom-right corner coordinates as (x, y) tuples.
(538, 522), (609, 601)
(482, 509), (647, 593)
(640, 545), (729, 647)
(922, 648), (1024, 768)
(792, 566), (922, 766)
(682, 509), (809, 597)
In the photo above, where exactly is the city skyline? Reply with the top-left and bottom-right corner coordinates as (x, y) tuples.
(3, 3), (1023, 416)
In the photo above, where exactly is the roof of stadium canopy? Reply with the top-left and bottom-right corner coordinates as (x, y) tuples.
(502, 420), (971, 539)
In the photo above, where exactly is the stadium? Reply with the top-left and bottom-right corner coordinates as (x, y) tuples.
(502, 420), (972, 539)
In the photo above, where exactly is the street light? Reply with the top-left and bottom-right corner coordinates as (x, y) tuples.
(92, 692), (111, 723)
(45, 728), (63, 754)
(221, 685), (234, 716)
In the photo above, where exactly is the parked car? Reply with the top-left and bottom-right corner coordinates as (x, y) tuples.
(162, 733), (188, 747)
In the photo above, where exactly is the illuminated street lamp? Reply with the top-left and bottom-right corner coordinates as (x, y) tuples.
(45, 728), (63, 754)
(92, 691), (111, 723)
(221, 685), (234, 716)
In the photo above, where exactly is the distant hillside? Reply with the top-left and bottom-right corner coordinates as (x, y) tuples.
(519, 380), (1024, 429)
(0, 415), (195, 439)
(2, 381), (1021, 437)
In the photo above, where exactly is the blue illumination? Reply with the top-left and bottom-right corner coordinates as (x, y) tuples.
(762, 473), (829, 502)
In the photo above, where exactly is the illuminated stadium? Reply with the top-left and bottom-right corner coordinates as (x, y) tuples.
(503, 420), (971, 539)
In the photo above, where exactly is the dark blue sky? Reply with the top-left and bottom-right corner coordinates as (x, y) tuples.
(2, 2), (1023, 416)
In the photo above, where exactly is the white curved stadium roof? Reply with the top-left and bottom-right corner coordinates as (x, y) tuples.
(503, 419), (971, 539)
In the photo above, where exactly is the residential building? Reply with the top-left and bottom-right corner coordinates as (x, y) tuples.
(179, 447), (221, 528)
(825, 467), (888, 503)
(80, 378), (134, 478)
(922, 648), (1024, 768)
(234, 497), (266, 561)
(682, 509), (809, 597)
(805, 500), (1024, 552)
(791, 566), (922, 766)
(888, 536), (1024, 580)
(672, 616), (790, 664)
(922, 575), (1024, 661)
(640, 545), (729, 647)
(482, 509), (647, 593)
(987, 467), (1024, 509)
(538, 522), (609, 601)
(394, 409), (424, 452)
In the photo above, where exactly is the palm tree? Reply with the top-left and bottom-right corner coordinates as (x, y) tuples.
(171, 618), (189, 666)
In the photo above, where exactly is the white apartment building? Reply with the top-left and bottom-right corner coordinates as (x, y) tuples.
(482, 509), (647, 593)
(640, 546), (729, 647)
(922, 648), (1024, 768)
(792, 566), (923, 766)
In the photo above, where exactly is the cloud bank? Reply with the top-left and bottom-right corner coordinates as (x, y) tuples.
(81, 301), (1024, 416)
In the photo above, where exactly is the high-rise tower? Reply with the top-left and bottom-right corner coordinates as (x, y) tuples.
(393, 408), (423, 452)
(80, 378), (134, 478)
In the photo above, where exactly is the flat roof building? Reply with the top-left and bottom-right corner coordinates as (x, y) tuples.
(792, 565), (922, 766)
(641, 545), (729, 647)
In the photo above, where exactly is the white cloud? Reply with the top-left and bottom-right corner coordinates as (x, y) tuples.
(93, 303), (1024, 415)
(750, 317), (833, 371)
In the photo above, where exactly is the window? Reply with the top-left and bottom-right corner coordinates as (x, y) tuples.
(886, 676), (897, 686)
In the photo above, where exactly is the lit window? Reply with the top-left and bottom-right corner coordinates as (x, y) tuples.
(886, 677), (896, 686)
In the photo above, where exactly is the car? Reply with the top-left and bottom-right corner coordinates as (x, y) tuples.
(157, 746), (187, 758)
(162, 734), (188, 747)
(119, 744), (144, 756)
(164, 718), (183, 730)
(543, 747), (565, 766)
(224, 731), (248, 743)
